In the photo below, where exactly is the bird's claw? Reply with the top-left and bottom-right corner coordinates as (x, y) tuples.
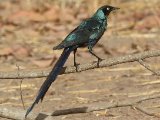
(97, 58), (103, 67)
(74, 63), (79, 72)
(98, 58), (104, 61)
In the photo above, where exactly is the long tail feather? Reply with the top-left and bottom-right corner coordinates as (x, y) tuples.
(25, 47), (74, 117)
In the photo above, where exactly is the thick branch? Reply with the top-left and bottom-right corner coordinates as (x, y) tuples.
(1, 94), (160, 120)
(0, 106), (37, 120)
(0, 50), (160, 79)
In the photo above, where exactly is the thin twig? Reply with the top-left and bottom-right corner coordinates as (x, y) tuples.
(20, 79), (25, 110)
(16, 64), (25, 110)
(0, 50), (160, 79)
(133, 105), (159, 118)
(138, 59), (160, 76)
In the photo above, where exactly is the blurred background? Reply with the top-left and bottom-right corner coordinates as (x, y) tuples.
(0, 0), (160, 119)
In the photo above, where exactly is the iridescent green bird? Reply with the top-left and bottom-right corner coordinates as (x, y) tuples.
(25, 5), (119, 117)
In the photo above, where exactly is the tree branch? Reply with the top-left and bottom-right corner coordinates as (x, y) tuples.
(138, 59), (160, 76)
(0, 106), (37, 120)
(0, 50), (160, 79)
(1, 94), (160, 120)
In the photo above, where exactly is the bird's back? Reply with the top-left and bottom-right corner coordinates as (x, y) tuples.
(53, 17), (107, 50)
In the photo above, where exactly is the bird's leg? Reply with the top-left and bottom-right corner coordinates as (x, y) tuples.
(88, 46), (103, 67)
(73, 48), (78, 72)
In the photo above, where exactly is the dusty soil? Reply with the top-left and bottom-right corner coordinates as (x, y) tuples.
(0, 0), (160, 120)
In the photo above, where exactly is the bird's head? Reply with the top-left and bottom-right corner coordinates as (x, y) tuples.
(100, 5), (119, 16)
(94, 5), (119, 19)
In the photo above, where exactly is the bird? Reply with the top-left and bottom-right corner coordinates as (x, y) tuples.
(25, 5), (119, 117)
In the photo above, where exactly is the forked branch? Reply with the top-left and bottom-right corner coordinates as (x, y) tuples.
(0, 50), (160, 79)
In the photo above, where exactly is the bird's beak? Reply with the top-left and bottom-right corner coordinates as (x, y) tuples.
(112, 7), (120, 11)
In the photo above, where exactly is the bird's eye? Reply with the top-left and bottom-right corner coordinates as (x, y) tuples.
(106, 7), (110, 10)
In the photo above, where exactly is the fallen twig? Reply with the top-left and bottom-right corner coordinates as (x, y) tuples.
(138, 59), (160, 76)
(15, 64), (26, 110)
(133, 105), (159, 118)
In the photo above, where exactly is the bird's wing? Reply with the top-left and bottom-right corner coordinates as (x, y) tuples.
(53, 18), (102, 49)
